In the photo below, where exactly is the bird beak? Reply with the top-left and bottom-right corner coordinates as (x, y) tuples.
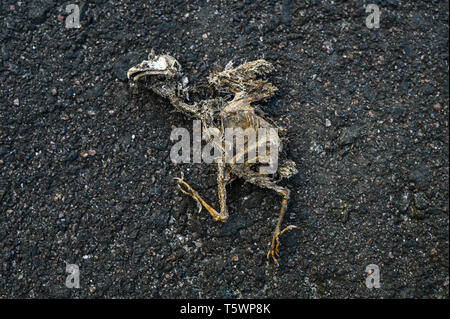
(127, 54), (181, 82)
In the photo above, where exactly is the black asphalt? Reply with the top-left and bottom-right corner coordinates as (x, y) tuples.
(0, 0), (448, 298)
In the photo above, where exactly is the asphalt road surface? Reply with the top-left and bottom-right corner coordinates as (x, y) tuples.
(0, 0), (448, 298)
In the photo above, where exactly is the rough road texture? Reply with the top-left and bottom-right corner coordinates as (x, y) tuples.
(0, 0), (448, 298)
